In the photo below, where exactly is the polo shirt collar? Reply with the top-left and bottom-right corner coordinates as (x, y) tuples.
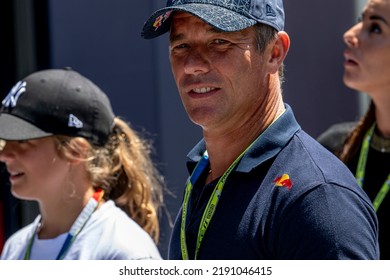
(186, 104), (301, 173)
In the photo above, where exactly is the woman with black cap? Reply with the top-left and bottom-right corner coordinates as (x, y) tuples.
(0, 68), (163, 260)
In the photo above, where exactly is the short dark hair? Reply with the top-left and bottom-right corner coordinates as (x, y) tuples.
(253, 23), (285, 82)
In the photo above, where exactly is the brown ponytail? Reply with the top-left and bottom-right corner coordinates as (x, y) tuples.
(340, 101), (376, 164)
(55, 117), (164, 243)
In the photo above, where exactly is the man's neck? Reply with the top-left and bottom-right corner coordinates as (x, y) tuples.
(204, 99), (285, 181)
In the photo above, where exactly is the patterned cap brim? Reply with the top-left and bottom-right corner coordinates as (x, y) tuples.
(142, 3), (257, 39)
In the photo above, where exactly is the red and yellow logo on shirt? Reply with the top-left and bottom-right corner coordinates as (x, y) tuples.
(273, 174), (293, 190)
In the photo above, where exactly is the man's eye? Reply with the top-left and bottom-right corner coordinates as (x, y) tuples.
(172, 43), (189, 50)
(213, 39), (228, 45)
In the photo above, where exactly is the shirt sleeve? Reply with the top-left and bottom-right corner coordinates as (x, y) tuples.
(273, 183), (379, 259)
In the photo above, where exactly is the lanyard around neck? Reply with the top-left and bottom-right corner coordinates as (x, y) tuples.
(181, 145), (251, 260)
(24, 189), (104, 260)
(356, 124), (390, 212)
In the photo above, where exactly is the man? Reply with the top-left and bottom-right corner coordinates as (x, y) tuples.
(141, 0), (379, 259)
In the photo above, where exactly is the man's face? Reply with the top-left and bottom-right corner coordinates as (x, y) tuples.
(169, 12), (273, 133)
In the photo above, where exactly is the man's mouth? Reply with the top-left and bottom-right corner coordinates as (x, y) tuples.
(191, 87), (216, 94)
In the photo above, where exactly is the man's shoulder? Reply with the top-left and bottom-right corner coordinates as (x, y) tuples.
(317, 121), (357, 154)
(275, 129), (359, 189)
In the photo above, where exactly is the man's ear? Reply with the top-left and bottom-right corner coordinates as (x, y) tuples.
(268, 31), (290, 74)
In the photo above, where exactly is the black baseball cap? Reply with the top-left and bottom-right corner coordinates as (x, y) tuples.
(0, 68), (115, 146)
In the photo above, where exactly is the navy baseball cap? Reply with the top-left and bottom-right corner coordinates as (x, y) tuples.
(141, 0), (285, 39)
(0, 68), (115, 146)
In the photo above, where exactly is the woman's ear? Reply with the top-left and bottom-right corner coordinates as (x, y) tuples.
(64, 137), (90, 164)
(268, 31), (290, 74)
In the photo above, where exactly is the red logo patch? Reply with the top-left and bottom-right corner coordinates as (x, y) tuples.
(273, 174), (293, 190)
(153, 11), (172, 30)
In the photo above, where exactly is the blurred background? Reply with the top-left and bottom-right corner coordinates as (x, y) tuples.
(0, 0), (368, 258)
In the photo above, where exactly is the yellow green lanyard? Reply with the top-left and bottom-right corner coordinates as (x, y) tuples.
(180, 146), (251, 260)
(356, 124), (390, 212)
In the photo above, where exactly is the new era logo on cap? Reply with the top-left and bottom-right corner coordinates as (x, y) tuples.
(266, 4), (276, 17)
(68, 114), (83, 128)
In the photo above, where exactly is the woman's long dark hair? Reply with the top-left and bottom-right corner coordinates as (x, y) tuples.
(340, 101), (376, 164)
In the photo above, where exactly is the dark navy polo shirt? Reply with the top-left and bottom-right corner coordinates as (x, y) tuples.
(168, 104), (379, 260)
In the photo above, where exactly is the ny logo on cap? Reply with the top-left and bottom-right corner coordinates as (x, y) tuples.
(68, 114), (83, 128)
(2, 81), (26, 108)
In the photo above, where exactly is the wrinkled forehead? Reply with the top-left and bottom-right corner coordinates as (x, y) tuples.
(169, 11), (256, 43)
(170, 10), (221, 32)
(169, 11), (221, 41)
